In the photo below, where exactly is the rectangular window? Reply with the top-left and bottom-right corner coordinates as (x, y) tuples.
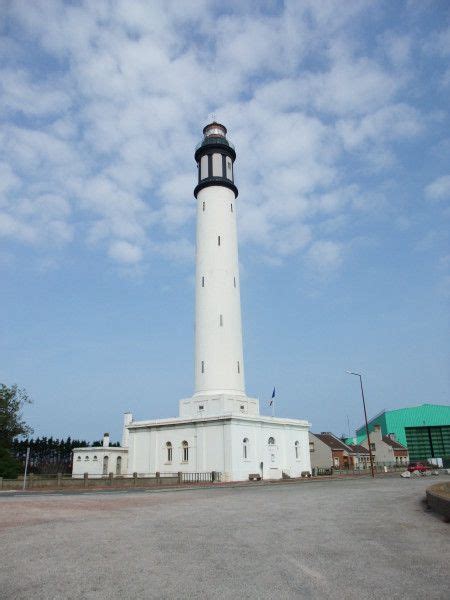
(212, 153), (222, 176)
(233, 276), (236, 288)
(201, 361), (204, 373)
(231, 203), (233, 212)
(219, 314), (223, 326)
(202, 201), (205, 211)
(370, 443), (376, 451)
(202, 276), (204, 287)
(200, 155), (208, 180)
(227, 160), (232, 180)
(237, 361), (240, 374)
(309, 442), (314, 452)
(218, 235), (221, 246)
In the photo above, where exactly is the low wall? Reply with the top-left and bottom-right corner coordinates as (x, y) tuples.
(426, 482), (450, 521)
(0, 474), (180, 491)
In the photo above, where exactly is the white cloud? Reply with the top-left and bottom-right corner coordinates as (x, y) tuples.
(425, 175), (450, 202)
(0, 1), (432, 271)
(108, 240), (143, 264)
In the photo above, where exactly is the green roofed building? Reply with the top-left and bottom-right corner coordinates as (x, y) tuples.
(355, 404), (450, 463)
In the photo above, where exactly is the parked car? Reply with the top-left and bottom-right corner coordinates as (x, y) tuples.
(407, 462), (429, 473)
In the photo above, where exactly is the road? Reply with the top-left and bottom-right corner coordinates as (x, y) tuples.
(0, 476), (448, 599)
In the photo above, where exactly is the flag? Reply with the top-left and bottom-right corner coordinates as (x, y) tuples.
(269, 387), (276, 406)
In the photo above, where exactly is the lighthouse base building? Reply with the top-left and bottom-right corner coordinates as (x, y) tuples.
(126, 396), (310, 482)
(72, 122), (311, 482)
(73, 398), (311, 482)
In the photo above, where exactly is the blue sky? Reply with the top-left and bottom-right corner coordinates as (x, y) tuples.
(1, 0), (449, 442)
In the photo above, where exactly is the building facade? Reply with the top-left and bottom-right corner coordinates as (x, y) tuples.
(358, 425), (408, 466)
(309, 432), (370, 470)
(73, 122), (311, 482)
(72, 433), (128, 478)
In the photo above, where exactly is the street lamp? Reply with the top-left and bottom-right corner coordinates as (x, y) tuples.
(346, 371), (375, 478)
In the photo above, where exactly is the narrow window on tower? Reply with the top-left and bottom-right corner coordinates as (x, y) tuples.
(219, 314), (223, 327)
(202, 201), (205, 211)
(227, 160), (232, 180)
(231, 203), (233, 212)
(237, 361), (240, 374)
(200, 155), (208, 180)
(201, 361), (205, 373)
(202, 276), (205, 287)
(218, 235), (221, 246)
(233, 276), (236, 288)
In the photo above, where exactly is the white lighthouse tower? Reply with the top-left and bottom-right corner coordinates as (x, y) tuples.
(178, 122), (259, 418)
(194, 122), (244, 397)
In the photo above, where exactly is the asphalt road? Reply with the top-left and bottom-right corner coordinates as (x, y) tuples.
(0, 476), (448, 599)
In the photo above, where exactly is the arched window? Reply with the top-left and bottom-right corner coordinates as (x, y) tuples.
(93, 456), (97, 461)
(243, 438), (249, 459)
(295, 441), (300, 459)
(85, 455), (89, 461)
(77, 455), (81, 461)
(182, 441), (189, 463)
(103, 455), (109, 475)
(116, 456), (122, 475)
(268, 437), (275, 445)
(166, 442), (172, 463)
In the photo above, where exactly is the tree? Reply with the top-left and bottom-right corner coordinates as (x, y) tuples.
(0, 383), (33, 477)
(0, 383), (33, 448)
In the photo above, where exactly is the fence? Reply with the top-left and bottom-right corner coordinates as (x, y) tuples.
(181, 472), (222, 483)
(0, 471), (222, 491)
(312, 463), (408, 477)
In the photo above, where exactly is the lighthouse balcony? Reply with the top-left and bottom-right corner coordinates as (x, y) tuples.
(195, 137), (235, 151)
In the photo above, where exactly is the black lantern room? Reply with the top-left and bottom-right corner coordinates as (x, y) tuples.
(194, 122), (238, 198)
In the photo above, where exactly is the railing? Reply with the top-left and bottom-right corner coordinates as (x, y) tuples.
(195, 137), (235, 151)
(181, 472), (222, 483)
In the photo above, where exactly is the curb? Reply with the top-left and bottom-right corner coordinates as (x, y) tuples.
(426, 482), (450, 522)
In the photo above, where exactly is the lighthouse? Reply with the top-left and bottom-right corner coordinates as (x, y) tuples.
(73, 121), (311, 483)
(193, 122), (245, 397)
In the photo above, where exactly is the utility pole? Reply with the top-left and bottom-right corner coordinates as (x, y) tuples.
(346, 372), (375, 478)
(23, 446), (30, 490)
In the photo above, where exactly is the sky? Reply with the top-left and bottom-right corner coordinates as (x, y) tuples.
(1, 0), (449, 443)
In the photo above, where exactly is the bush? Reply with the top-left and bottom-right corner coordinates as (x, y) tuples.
(0, 446), (21, 478)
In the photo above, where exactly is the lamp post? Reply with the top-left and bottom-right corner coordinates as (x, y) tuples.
(346, 371), (375, 478)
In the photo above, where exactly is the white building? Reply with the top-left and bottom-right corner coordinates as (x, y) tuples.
(73, 122), (311, 482)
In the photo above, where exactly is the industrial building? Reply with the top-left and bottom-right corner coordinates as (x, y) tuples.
(355, 404), (450, 463)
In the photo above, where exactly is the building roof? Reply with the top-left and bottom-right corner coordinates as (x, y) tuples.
(350, 444), (370, 455)
(382, 435), (407, 450)
(313, 433), (354, 453)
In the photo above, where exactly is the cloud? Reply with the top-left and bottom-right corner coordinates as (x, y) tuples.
(0, 0), (435, 271)
(108, 240), (143, 264)
(425, 175), (450, 202)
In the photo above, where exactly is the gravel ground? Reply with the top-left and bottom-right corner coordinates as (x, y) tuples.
(0, 476), (448, 599)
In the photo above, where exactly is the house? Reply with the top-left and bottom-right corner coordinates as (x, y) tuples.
(309, 432), (372, 470)
(359, 424), (409, 466)
(308, 432), (353, 469)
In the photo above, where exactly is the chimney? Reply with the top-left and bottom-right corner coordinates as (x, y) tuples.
(121, 412), (133, 448)
(102, 433), (110, 448)
(374, 424), (381, 432)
